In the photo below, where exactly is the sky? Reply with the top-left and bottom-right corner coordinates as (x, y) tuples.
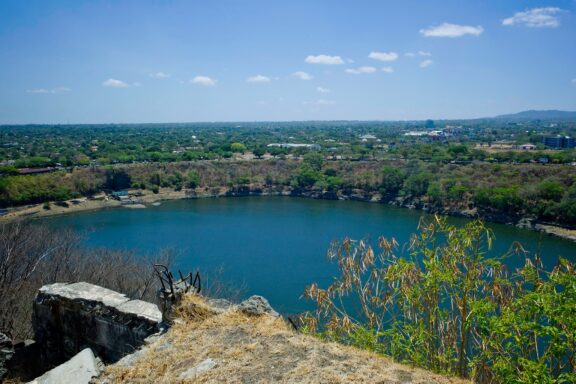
(0, 0), (575, 124)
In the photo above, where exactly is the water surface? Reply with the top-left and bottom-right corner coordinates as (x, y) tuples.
(41, 197), (576, 313)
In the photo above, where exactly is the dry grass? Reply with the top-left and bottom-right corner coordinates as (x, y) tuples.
(97, 294), (468, 384)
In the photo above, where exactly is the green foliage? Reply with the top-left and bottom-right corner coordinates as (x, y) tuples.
(302, 152), (324, 172)
(475, 187), (524, 214)
(294, 164), (322, 188)
(303, 217), (576, 383)
(0, 174), (72, 206)
(447, 144), (469, 159)
(380, 166), (405, 195)
(187, 170), (201, 189)
(537, 180), (565, 202)
(230, 142), (247, 153)
(14, 156), (54, 168)
(403, 172), (432, 197)
(252, 146), (266, 159)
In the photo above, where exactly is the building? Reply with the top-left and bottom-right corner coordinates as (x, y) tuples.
(542, 136), (576, 149)
(267, 143), (321, 151)
(17, 167), (56, 175)
(518, 143), (536, 150)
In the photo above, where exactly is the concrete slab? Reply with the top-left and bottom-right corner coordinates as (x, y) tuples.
(116, 299), (162, 323)
(27, 348), (100, 384)
(39, 282), (129, 308)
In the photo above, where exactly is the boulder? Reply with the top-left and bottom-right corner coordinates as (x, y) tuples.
(238, 295), (279, 317)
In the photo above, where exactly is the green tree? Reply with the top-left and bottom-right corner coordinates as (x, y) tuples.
(303, 152), (324, 172)
(403, 172), (432, 197)
(380, 166), (405, 195)
(230, 142), (247, 153)
(186, 170), (201, 189)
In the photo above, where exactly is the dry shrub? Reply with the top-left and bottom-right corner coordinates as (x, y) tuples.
(0, 219), (171, 340)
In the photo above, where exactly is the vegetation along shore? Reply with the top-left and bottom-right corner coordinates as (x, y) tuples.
(2, 155), (576, 242)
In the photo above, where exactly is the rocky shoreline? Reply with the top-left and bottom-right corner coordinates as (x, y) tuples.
(2, 185), (575, 243)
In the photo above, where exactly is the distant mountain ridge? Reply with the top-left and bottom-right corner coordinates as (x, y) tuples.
(493, 110), (576, 121)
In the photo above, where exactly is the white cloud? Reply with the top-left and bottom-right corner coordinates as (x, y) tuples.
(305, 54), (344, 65)
(102, 78), (129, 88)
(381, 67), (394, 73)
(420, 59), (434, 68)
(292, 71), (313, 80)
(345, 66), (377, 75)
(26, 87), (70, 94)
(420, 23), (484, 37)
(316, 87), (330, 93)
(246, 75), (271, 83)
(150, 72), (170, 79)
(368, 51), (399, 62)
(503, 7), (563, 28)
(191, 76), (217, 87)
(406, 51), (432, 58)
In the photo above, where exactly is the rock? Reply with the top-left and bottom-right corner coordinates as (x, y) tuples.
(27, 348), (101, 384)
(33, 282), (162, 365)
(179, 358), (217, 380)
(516, 217), (534, 229)
(238, 295), (279, 317)
(0, 333), (14, 381)
(206, 298), (236, 314)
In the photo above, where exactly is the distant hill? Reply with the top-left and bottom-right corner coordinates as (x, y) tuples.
(493, 110), (576, 121)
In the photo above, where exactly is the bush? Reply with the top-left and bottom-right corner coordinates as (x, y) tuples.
(403, 172), (432, 197)
(302, 216), (576, 383)
(474, 187), (524, 214)
(537, 180), (565, 202)
(380, 166), (405, 196)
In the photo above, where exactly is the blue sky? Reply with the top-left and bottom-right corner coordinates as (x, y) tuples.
(0, 0), (575, 123)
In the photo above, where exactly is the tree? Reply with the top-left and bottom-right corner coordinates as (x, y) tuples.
(403, 172), (432, 197)
(186, 170), (201, 189)
(380, 166), (405, 195)
(303, 152), (324, 172)
(252, 146), (266, 159)
(230, 142), (246, 153)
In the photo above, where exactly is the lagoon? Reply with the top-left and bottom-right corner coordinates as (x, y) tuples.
(41, 196), (576, 314)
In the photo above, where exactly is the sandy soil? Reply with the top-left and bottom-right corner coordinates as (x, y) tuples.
(0, 188), (189, 221)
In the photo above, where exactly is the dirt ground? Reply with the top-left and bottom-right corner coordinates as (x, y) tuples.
(97, 295), (468, 384)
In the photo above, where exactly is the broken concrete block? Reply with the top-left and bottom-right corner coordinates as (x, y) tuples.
(27, 348), (101, 384)
(33, 282), (162, 365)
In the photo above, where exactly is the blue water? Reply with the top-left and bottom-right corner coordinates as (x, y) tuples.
(40, 196), (576, 314)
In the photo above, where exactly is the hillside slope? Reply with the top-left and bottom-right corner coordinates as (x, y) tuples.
(493, 109), (576, 120)
(96, 295), (467, 384)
